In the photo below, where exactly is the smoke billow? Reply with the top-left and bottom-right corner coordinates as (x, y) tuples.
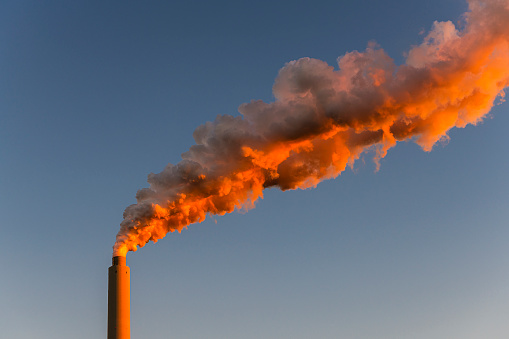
(113, 0), (509, 256)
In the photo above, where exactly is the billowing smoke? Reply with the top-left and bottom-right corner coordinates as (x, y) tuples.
(114, 0), (509, 256)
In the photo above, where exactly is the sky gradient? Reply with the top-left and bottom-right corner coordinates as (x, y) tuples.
(1, 1), (508, 338)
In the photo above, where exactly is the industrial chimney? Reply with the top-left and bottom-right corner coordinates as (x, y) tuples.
(108, 256), (130, 339)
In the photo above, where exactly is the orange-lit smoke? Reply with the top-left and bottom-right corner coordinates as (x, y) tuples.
(113, 0), (509, 257)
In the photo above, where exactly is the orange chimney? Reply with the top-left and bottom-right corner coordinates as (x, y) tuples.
(108, 256), (130, 339)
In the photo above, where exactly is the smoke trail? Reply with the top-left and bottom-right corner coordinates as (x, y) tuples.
(113, 0), (509, 256)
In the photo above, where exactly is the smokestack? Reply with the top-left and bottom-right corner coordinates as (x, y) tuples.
(108, 256), (130, 339)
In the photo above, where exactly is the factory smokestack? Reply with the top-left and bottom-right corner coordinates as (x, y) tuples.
(108, 256), (130, 339)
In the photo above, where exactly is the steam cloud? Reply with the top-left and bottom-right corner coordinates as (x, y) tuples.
(114, 0), (509, 256)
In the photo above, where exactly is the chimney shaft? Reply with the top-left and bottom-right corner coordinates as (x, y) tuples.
(108, 256), (130, 339)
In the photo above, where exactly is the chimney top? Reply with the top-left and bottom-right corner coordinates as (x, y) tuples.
(112, 256), (126, 266)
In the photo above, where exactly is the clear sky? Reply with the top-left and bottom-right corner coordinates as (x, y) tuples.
(1, 1), (508, 338)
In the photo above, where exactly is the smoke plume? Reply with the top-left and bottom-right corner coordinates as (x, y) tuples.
(114, 0), (509, 256)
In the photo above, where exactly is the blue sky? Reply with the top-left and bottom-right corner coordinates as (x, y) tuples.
(1, 0), (508, 338)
